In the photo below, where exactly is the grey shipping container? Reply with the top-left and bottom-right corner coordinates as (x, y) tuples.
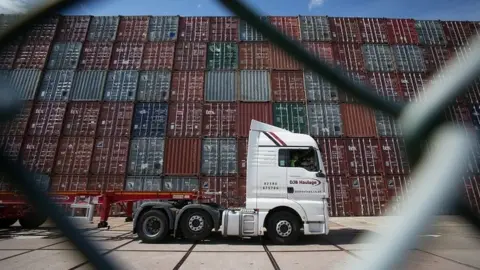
(207, 43), (238, 70)
(104, 70), (139, 101)
(38, 70), (75, 101)
(71, 70), (107, 101)
(148, 16), (179, 41)
(240, 70), (270, 102)
(391, 45), (426, 72)
(128, 137), (164, 175)
(125, 176), (163, 191)
(299, 16), (331, 41)
(304, 70), (340, 102)
(375, 110), (403, 137)
(415, 20), (447, 45)
(307, 103), (343, 137)
(7, 69), (42, 100)
(137, 71), (171, 102)
(163, 176), (199, 192)
(201, 138), (237, 176)
(205, 71), (237, 102)
(87, 16), (120, 42)
(239, 18), (267, 41)
(47, 42), (83, 70)
(362, 44), (395, 72)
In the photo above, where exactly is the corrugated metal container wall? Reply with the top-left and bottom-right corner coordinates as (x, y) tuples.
(47, 42), (83, 70)
(307, 103), (343, 137)
(132, 103), (168, 137)
(163, 176), (199, 192)
(303, 42), (334, 64)
(128, 138), (164, 175)
(125, 176), (162, 191)
(415, 20), (447, 45)
(55, 16), (91, 42)
(361, 44), (395, 72)
(329, 17), (362, 43)
(63, 102), (100, 137)
(14, 42), (51, 69)
(466, 141), (480, 174)
(137, 71), (171, 102)
(442, 21), (473, 46)
(179, 17), (209, 42)
(350, 175), (388, 216)
(201, 138), (237, 176)
(239, 18), (267, 41)
(273, 103), (308, 134)
(54, 137), (94, 174)
(345, 138), (383, 175)
(391, 45), (426, 72)
(238, 103), (273, 137)
(97, 102), (134, 137)
(167, 103), (202, 137)
(358, 18), (388, 43)
(170, 71), (204, 102)
(341, 103), (377, 137)
(328, 176), (353, 216)
(88, 175), (125, 192)
(237, 138), (248, 175)
(333, 43), (365, 72)
(116, 16), (149, 42)
(421, 46), (451, 73)
(374, 110), (402, 137)
(0, 44), (18, 69)
(397, 72), (429, 103)
(385, 175), (411, 208)
(78, 42), (113, 70)
(163, 138), (201, 175)
(200, 177), (241, 207)
(38, 70), (74, 101)
(268, 16), (301, 40)
(445, 105), (472, 128)
(304, 70), (341, 102)
(87, 16), (119, 42)
(205, 71), (237, 102)
(91, 137), (129, 175)
(50, 175), (88, 192)
(342, 72), (370, 102)
(240, 70), (270, 102)
(110, 42), (144, 70)
(238, 43), (270, 70)
(466, 79), (480, 105)
(271, 45), (302, 70)
(463, 176), (480, 212)
(141, 42), (175, 70)
(22, 136), (59, 173)
(148, 16), (179, 41)
(174, 42), (207, 70)
(271, 71), (305, 102)
(299, 16), (331, 41)
(385, 19), (419, 44)
(25, 17), (59, 42)
(9, 69), (42, 100)
(471, 22), (480, 36)
(0, 101), (32, 136)
(368, 72), (402, 102)
(203, 103), (237, 137)
(315, 138), (348, 176)
(28, 102), (67, 136)
(471, 104), (480, 134)
(379, 137), (410, 175)
(0, 136), (23, 160)
(207, 43), (238, 70)
(209, 17), (239, 42)
(103, 70), (139, 101)
(71, 70), (107, 101)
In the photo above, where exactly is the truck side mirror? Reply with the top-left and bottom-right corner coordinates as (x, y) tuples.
(316, 171), (326, 178)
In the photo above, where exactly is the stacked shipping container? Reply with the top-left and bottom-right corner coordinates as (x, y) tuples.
(0, 14), (479, 216)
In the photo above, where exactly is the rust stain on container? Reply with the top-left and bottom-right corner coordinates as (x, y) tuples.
(167, 103), (203, 137)
(209, 17), (239, 41)
(54, 137), (95, 175)
(14, 42), (51, 69)
(179, 17), (210, 42)
(50, 175), (88, 192)
(56, 16), (91, 42)
(0, 101), (32, 136)
(78, 42), (113, 70)
(238, 42), (271, 70)
(96, 102), (134, 137)
(141, 42), (175, 70)
(28, 102), (67, 136)
(200, 176), (241, 207)
(63, 102), (101, 137)
(117, 16), (149, 42)
(170, 71), (204, 102)
(238, 103), (273, 137)
(91, 137), (129, 175)
(333, 43), (365, 72)
(203, 103), (237, 137)
(271, 44), (301, 70)
(271, 71), (305, 102)
(340, 104), (377, 137)
(268, 16), (301, 40)
(174, 42), (207, 70)
(163, 138), (201, 175)
(22, 136), (59, 174)
(315, 138), (348, 176)
(88, 175), (126, 192)
(110, 42), (144, 70)
(350, 175), (388, 216)
(328, 176), (353, 217)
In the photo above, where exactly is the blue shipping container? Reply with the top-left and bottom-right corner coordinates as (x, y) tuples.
(132, 103), (168, 137)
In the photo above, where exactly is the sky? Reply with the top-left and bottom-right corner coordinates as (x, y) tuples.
(0, 0), (479, 21)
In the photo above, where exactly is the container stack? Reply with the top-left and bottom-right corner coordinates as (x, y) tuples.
(0, 14), (479, 216)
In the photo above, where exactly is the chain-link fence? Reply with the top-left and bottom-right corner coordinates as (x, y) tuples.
(1, 0), (480, 269)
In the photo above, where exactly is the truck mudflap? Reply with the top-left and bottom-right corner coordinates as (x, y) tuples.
(173, 204), (221, 236)
(132, 202), (175, 234)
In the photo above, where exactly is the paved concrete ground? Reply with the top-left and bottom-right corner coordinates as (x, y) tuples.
(0, 216), (479, 270)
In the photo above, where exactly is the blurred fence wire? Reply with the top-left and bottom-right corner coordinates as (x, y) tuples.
(0, 0), (479, 269)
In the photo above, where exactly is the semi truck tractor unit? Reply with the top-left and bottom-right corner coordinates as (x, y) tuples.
(133, 120), (330, 245)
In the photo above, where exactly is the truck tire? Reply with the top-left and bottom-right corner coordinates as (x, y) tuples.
(137, 209), (169, 243)
(0, 218), (17, 228)
(19, 213), (47, 229)
(267, 211), (300, 245)
(180, 209), (212, 241)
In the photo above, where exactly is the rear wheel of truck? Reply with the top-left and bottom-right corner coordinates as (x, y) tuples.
(0, 218), (17, 228)
(137, 209), (169, 243)
(180, 209), (212, 241)
(267, 211), (300, 245)
(19, 213), (47, 229)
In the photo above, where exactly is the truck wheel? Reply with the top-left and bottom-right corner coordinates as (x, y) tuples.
(0, 218), (17, 228)
(137, 210), (169, 243)
(19, 213), (47, 229)
(267, 211), (300, 245)
(180, 209), (212, 241)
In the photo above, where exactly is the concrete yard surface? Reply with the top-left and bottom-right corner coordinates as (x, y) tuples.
(0, 216), (479, 269)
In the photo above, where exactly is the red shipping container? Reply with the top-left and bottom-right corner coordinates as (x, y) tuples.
(340, 104), (377, 137)
(0, 136), (23, 160)
(397, 73), (430, 103)
(0, 102), (32, 136)
(179, 17), (210, 42)
(14, 42), (51, 69)
(358, 18), (388, 43)
(97, 102), (134, 137)
(380, 137), (410, 175)
(333, 43), (365, 72)
(271, 44), (301, 70)
(174, 42), (207, 70)
(368, 72), (402, 102)
(25, 17), (59, 42)
(22, 136), (59, 173)
(237, 138), (248, 176)
(110, 42), (144, 70)
(328, 176), (353, 216)
(203, 103), (237, 137)
(385, 175), (411, 209)
(238, 43), (271, 70)
(117, 16), (149, 42)
(329, 17), (361, 43)
(88, 175), (126, 192)
(62, 102), (101, 137)
(271, 71), (305, 102)
(170, 71), (204, 102)
(91, 137), (129, 175)
(268, 16), (301, 40)
(463, 175), (480, 213)
(350, 175), (388, 216)
(345, 138), (383, 175)
(201, 176), (240, 207)
(141, 42), (175, 70)
(442, 21), (474, 47)
(0, 44), (19, 69)
(78, 42), (113, 70)
(303, 42), (334, 64)
(315, 138), (348, 176)
(167, 103), (203, 137)
(54, 137), (95, 175)
(50, 175), (88, 192)
(422, 46), (452, 73)
(163, 138), (201, 175)
(209, 17), (239, 42)
(28, 102), (67, 136)
(55, 16), (91, 42)
(385, 19), (419, 44)
(238, 103), (274, 137)
(445, 104), (473, 128)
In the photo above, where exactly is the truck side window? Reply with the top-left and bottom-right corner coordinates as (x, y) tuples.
(278, 149), (319, 172)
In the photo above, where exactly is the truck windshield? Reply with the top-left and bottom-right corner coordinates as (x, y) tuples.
(278, 149), (319, 172)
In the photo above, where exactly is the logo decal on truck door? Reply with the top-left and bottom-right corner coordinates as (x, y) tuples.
(289, 179), (321, 186)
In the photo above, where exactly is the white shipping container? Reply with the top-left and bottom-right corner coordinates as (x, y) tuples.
(240, 70), (270, 102)
(104, 70), (139, 101)
(38, 70), (74, 101)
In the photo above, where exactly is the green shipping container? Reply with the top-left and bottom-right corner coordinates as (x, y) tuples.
(207, 43), (238, 70)
(273, 103), (308, 134)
